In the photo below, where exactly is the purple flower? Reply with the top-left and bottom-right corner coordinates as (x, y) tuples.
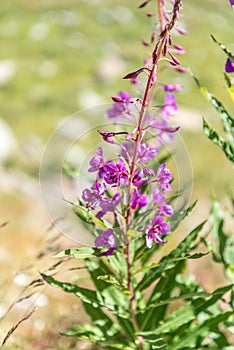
(97, 192), (122, 218)
(164, 84), (183, 92)
(153, 187), (165, 205)
(161, 93), (178, 118)
(143, 167), (155, 177)
(82, 180), (106, 209)
(88, 147), (105, 177)
(157, 163), (172, 191)
(146, 117), (175, 147)
(152, 187), (173, 216)
(130, 189), (148, 210)
(121, 142), (158, 164)
(229, 0), (234, 5)
(103, 160), (128, 186)
(158, 201), (174, 217)
(106, 91), (133, 121)
(225, 57), (234, 73)
(137, 143), (158, 162)
(94, 228), (116, 255)
(98, 130), (128, 144)
(146, 216), (171, 248)
(132, 168), (148, 187)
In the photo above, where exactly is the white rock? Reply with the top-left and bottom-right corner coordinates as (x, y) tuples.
(38, 60), (58, 78)
(77, 89), (105, 109)
(13, 272), (30, 286)
(34, 292), (49, 307)
(29, 22), (49, 41)
(0, 119), (17, 161)
(0, 59), (17, 86)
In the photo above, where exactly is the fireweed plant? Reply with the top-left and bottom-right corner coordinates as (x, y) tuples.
(42, 1), (234, 349)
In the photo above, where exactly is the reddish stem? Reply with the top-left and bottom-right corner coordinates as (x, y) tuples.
(124, 2), (183, 348)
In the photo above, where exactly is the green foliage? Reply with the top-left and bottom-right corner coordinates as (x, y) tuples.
(210, 35), (234, 62)
(208, 199), (234, 282)
(194, 39), (234, 166)
(203, 118), (234, 163)
(41, 8), (234, 350)
(42, 211), (234, 349)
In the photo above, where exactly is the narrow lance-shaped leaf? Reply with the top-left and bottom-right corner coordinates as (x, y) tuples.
(224, 73), (234, 103)
(139, 303), (195, 336)
(211, 34), (234, 61)
(135, 252), (208, 275)
(63, 323), (105, 342)
(193, 75), (234, 136)
(73, 203), (112, 230)
(41, 273), (130, 318)
(138, 290), (210, 313)
(210, 200), (234, 280)
(136, 221), (206, 292)
(135, 333), (167, 349)
(167, 311), (233, 350)
(203, 119), (234, 164)
(170, 200), (197, 231)
(54, 247), (111, 259)
(140, 261), (185, 330)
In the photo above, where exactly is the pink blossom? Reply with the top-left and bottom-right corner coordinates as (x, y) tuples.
(82, 180), (106, 209)
(130, 189), (148, 210)
(106, 91), (133, 121)
(103, 160), (128, 186)
(161, 93), (178, 118)
(146, 216), (171, 248)
(94, 229), (116, 255)
(88, 147), (105, 176)
(157, 163), (172, 191)
(121, 141), (158, 164)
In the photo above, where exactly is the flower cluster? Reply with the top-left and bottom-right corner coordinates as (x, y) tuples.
(82, 140), (173, 248)
(80, 0), (187, 253)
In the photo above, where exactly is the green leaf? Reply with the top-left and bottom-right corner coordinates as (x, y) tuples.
(134, 252), (208, 275)
(139, 261), (185, 330)
(194, 75), (234, 136)
(99, 341), (135, 350)
(83, 303), (119, 336)
(171, 200), (198, 231)
(224, 73), (234, 103)
(107, 251), (128, 281)
(203, 119), (234, 164)
(211, 35), (234, 61)
(41, 273), (102, 306)
(167, 311), (233, 350)
(166, 221), (206, 260)
(63, 323), (105, 342)
(135, 333), (167, 349)
(85, 259), (131, 320)
(224, 72), (232, 89)
(140, 284), (233, 348)
(191, 284), (233, 315)
(41, 273), (129, 318)
(54, 247), (107, 259)
(97, 275), (129, 293)
(62, 162), (79, 179)
(210, 200), (234, 280)
(139, 291), (210, 313)
(74, 204), (111, 230)
(136, 221), (206, 292)
(141, 303), (195, 336)
(114, 317), (135, 341)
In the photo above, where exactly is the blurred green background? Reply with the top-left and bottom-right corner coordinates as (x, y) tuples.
(0, 0), (233, 349)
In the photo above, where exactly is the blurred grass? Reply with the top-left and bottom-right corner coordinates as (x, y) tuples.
(0, 1), (233, 349)
(0, 0), (233, 138)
